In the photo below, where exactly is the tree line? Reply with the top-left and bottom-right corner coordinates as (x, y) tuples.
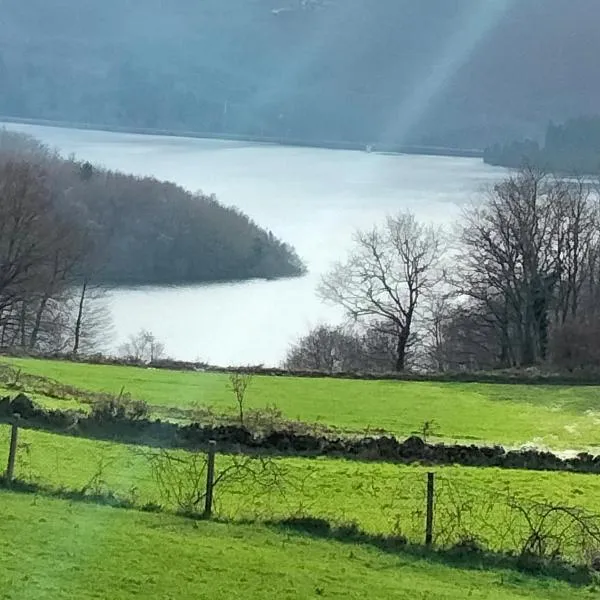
(0, 129), (305, 354)
(484, 116), (600, 175)
(287, 168), (600, 373)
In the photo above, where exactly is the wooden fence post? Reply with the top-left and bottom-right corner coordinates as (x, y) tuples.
(5, 415), (20, 487)
(425, 472), (435, 547)
(204, 440), (217, 518)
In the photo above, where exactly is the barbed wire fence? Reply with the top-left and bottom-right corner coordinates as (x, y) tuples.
(2, 421), (600, 568)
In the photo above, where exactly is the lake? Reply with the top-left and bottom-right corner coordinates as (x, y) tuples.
(3, 122), (506, 366)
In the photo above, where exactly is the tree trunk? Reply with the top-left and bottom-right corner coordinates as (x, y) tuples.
(521, 325), (536, 366)
(19, 302), (27, 348)
(498, 300), (515, 368)
(29, 296), (50, 349)
(395, 330), (409, 372)
(72, 281), (88, 355)
(0, 315), (6, 349)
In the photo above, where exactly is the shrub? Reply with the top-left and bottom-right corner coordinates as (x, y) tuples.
(90, 388), (149, 422)
(279, 516), (332, 536)
(228, 371), (253, 426)
(244, 404), (285, 433)
(449, 536), (485, 557)
(145, 449), (208, 516)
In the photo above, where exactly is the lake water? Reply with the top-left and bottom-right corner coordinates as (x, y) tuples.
(3, 122), (506, 365)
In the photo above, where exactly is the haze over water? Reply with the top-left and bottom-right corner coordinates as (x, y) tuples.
(4, 123), (507, 366)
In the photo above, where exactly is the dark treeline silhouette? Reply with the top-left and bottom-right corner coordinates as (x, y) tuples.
(484, 116), (600, 174)
(287, 169), (600, 374)
(70, 167), (305, 285)
(443, 169), (600, 372)
(0, 129), (304, 354)
(0, 129), (304, 286)
(2, 1), (600, 149)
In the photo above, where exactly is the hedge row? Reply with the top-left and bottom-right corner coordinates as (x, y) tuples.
(1, 393), (599, 474)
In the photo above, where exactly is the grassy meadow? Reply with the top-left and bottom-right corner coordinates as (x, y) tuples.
(3, 356), (600, 450)
(1, 423), (600, 559)
(2, 490), (596, 600)
(2, 357), (600, 597)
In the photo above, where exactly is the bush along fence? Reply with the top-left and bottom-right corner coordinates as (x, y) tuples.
(2, 393), (600, 475)
(2, 419), (600, 581)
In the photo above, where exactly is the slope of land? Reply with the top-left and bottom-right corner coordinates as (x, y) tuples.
(1, 0), (599, 149)
(4, 357), (600, 451)
(2, 358), (600, 597)
(2, 423), (600, 541)
(1, 491), (592, 600)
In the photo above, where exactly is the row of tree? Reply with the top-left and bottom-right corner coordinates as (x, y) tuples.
(0, 129), (305, 354)
(0, 158), (108, 354)
(484, 116), (600, 175)
(287, 168), (600, 373)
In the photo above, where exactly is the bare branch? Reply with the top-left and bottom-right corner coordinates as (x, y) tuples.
(319, 211), (444, 371)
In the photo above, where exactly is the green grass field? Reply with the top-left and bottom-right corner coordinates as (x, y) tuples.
(2, 423), (600, 561)
(3, 357), (600, 597)
(3, 357), (600, 450)
(2, 491), (595, 600)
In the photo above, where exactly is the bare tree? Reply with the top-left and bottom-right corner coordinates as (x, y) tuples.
(119, 329), (166, 363)
(285, 321), (417, 374)
(550, 319), (600, 371)
(72, 280), (89, 355)
(456, 169), (564, 366)
(319, 212), (443, 371)
(455, 168), (600, 369)
(0, 160), (52, 314)
(0, 156), (112, 354)
(0, 128), (52, 160)
(68, 283), (113, 355)
(431, 300), (507, 371)
(360, 320), (419, 372)
(229, 371), (253, 427)
(554, 178), (600, 323)
(421, 293), (453, 372)
(26, 225), (88, 350)
(284, 325), (364, 373)
(0, 159), (87, 348)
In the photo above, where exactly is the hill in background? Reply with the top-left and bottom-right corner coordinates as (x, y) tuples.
(1, 0), (599, 149)
(0, 129), (305, 286)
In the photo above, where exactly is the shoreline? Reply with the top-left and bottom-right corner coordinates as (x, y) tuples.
(0, 114), (484, 159)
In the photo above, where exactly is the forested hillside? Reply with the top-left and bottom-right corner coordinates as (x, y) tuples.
(0, 128), (304, 352)
(0, 129), (305, 286)
(484, 117), (600, 174)
(1, 0), (599, 149)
